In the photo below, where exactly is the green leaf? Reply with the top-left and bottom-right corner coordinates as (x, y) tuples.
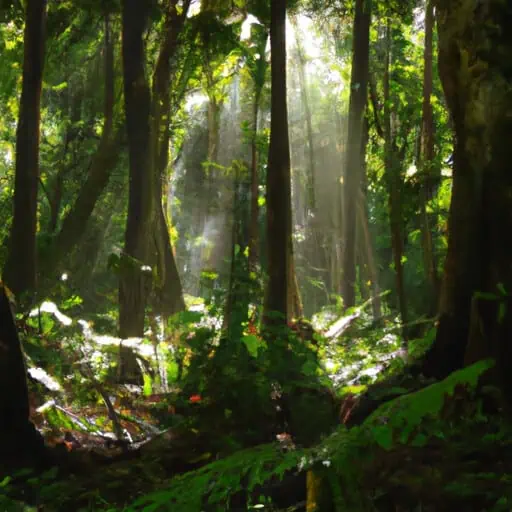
(242, 334), (266, 357)
(0, 476), (11, 488)
(372, 425), (393, 450)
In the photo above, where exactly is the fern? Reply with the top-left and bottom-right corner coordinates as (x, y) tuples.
(126, 360), (494, 512)
(363, 359), (494, 450)
(127, 444), (306, 511)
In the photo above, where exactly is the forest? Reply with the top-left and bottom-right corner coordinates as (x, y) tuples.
(1, 0), (512, 510)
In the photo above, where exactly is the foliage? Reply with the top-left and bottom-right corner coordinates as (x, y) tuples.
(112, 358), (496, 511)
(1, 0), (511, 511)
(364, 359), (495, 450)
(128, 443), (306, 511)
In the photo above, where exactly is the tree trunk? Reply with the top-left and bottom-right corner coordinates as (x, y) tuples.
(40, 16), (120, 284)
(119, 0), (153, 339)
(248, 88), (262, 275)
(383, 20), (409, 339)
(263, 0), (293, 328)
(418, 0), (439, 317)
(423, 1), (512, 398)
(341, 0), (371, 309)
(47, 169), (64, 234)
(3, 0), (47, 300)
(0, 284), (46, 468)
(224, 171), (250, 338)
(149, 0), (187, 317)
(358, 120), (382, 322)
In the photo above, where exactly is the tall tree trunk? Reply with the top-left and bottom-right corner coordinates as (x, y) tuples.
(418, 0), (439, 317)
(40, 15), (120, 284)
(357, 195), (382, 320)
(224, 171), (250, 337)
(201, 84), (222, 287)
(119, 0), (153, 339)
(47, 169), (64, 234)
(358, 118), (382, 322)
(149, 0), (188, 317)
(423, 1), (512, 397)
(3, 0), (47, 300)
(341, 0), (371, 309)
(383, 20), (408, 339)
(263, 0), (293, 327)
(248, 87), (262, 275)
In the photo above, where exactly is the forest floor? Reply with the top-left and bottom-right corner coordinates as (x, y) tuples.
(2, 304), (512, 511)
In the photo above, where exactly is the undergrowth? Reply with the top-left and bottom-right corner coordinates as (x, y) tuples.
(115, 359), (495, 511)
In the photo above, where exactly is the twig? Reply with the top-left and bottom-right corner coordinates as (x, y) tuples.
(79, 362), (127, 448)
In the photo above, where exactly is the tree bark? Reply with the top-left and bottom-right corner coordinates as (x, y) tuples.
(246, 26), (268, 324)
(119, 0), (153, 338)
(248, 87), (262, 275)
(3, 0), (47, 300)
(263, 0), (293, 327)
(40, 16), (120, 284)
(422, 1), (512, 398)
(358, 120), (382, 323)
(418, 0), (439, 316)
(223, 170), (250, 338)
(0, 284), (46, 467)
(149, 0), (188, 317)
(341, 0), (371, 309)
(383, 20), (409, 339)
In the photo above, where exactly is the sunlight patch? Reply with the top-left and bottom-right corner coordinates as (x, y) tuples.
(28, 367), (62, 392)
(30, 301), (72, 326)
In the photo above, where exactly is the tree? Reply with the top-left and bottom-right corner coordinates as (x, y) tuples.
(383, 19), (408, 338)
(263, 0), (294, 327)
(3, 0), (47, 300)
(0, 283), (46, 467)
(417, 0), (439, 316)
(357, 118), (382, 322)
(422, 1), (512, 398)
(341, 0), (371, 309)
(149, 0), (190, 317)
(38, 13), (121, 286)
(119, 0), (153, 339)
(119, 0), (189, 339)
(244, 22), (269, 277)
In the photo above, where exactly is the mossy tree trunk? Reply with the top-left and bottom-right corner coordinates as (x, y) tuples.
(149, 0), (188, 317)
(3, 0), (47, 300)
(422, 1), (512, 398)
(244, 25), (269, 325)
